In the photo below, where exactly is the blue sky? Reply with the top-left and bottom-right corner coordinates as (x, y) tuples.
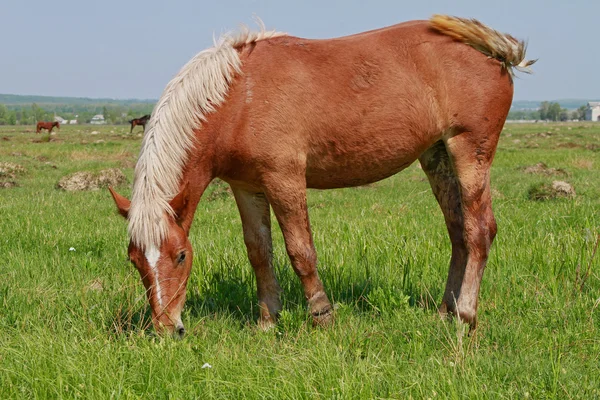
(2, 0), (598, 101)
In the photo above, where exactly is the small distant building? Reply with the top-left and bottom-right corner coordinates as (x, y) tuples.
(69, 120), (78, 124)
(54, 116), (67, 124)
(90, 114), (106, 124)
(585, 102), (600, 121)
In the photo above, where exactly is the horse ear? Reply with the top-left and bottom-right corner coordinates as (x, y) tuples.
(108, 187), (130, 219)
(169, 182), (191, 224)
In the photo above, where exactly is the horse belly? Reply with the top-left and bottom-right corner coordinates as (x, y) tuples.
(305, 133), (425, 189)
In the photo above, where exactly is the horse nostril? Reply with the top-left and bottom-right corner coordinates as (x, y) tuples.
(176, 325), (186, 338)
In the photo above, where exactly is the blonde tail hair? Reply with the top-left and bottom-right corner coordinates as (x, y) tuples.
(430, 15), (536, 75)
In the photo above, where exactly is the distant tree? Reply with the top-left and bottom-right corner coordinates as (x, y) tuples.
(0, 104), (7, 125)
(547, 103), (562, 121)
(102, 106), (110, 123)
(538, 101), (563, 121)
(78, 112), (93, 124)
(7, 111), (16, 125)
(31, 103), (48, 122)
(572, 105), (587, 121)
(18, 109), (29, 125)
(539, 101), (550, 120)
(31, 103), (39, 121)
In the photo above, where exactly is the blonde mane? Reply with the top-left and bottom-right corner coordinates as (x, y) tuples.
(129, 23), (286, 250)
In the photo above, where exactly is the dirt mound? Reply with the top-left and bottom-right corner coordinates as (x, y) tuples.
(528, 180), (576, 201)
(556, 142), (581, 149)
(586, 143), (600, 152)
(525, 131), (553, 138)
(57, 168), (128, 191)
(0, 162), (26, 179)
(0, 163), (25, 188)
(0, 181), (18, 188)
(522, 162), (568, 177)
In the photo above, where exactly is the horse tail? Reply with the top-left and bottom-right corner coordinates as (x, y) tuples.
(429, 15), (536, 75)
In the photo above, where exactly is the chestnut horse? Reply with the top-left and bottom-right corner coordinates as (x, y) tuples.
(110, 15), (535, 337)
(36, 121), (60, 133)
(129, 114), (151, 133)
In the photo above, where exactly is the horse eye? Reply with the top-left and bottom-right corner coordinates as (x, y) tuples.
(177, 252), (186, 264)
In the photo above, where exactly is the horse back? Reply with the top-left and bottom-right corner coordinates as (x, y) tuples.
(210, 20), (514, 188)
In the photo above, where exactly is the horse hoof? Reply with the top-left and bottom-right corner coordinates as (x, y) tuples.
(257, 316), (276, 331)
(439, 301), (477, 331)
(311, 306), (334, 327)
(438, 302), (449, 318)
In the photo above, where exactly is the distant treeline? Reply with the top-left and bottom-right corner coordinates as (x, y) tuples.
(507, 101), (588, 121)
(0, 99), (155, 125)
(0, 93), (594, 124)
(0, 93), (155, 106)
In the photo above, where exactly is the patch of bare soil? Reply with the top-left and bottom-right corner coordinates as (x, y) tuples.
(525, 131), (554, 138)
(586, 143), (600, 152)
(556, 142), (581, 149)
(528, 180), (576, 201)
(0, 162), (26, 178)
(0, 162), (26, 189)
(573, 159), (594, 170)
(0, 181), (18, 188)
(522, 162), (568, 177)
(57, 168), (128, 191)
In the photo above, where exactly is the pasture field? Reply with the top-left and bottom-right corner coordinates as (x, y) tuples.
(0, 122), (599, 399)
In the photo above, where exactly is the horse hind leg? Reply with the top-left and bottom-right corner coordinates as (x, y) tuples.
(444, 131), (498, 329)
(232, 187), (282, 329)
(419, 135), (497, 329)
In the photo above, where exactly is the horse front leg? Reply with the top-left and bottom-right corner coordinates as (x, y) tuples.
(232, 187), (281, 329)
(263, 174), (333, 326)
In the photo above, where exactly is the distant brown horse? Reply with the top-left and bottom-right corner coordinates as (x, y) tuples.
(129, 114), (151, 133)
(36, 121), (60, 133)
(110, 15), (535, 337)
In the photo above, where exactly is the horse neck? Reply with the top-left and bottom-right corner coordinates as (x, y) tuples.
(178, 139), (216, 234)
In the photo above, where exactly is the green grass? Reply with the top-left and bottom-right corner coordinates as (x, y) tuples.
(0, 122), (599, 399)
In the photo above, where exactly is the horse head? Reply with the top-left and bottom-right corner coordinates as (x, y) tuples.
(109, 185), (194, 338)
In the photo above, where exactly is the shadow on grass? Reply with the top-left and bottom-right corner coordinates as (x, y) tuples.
(183, 264), (444, 328)
(110, 303), (153, 336)
(109, 260), (445, 336)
